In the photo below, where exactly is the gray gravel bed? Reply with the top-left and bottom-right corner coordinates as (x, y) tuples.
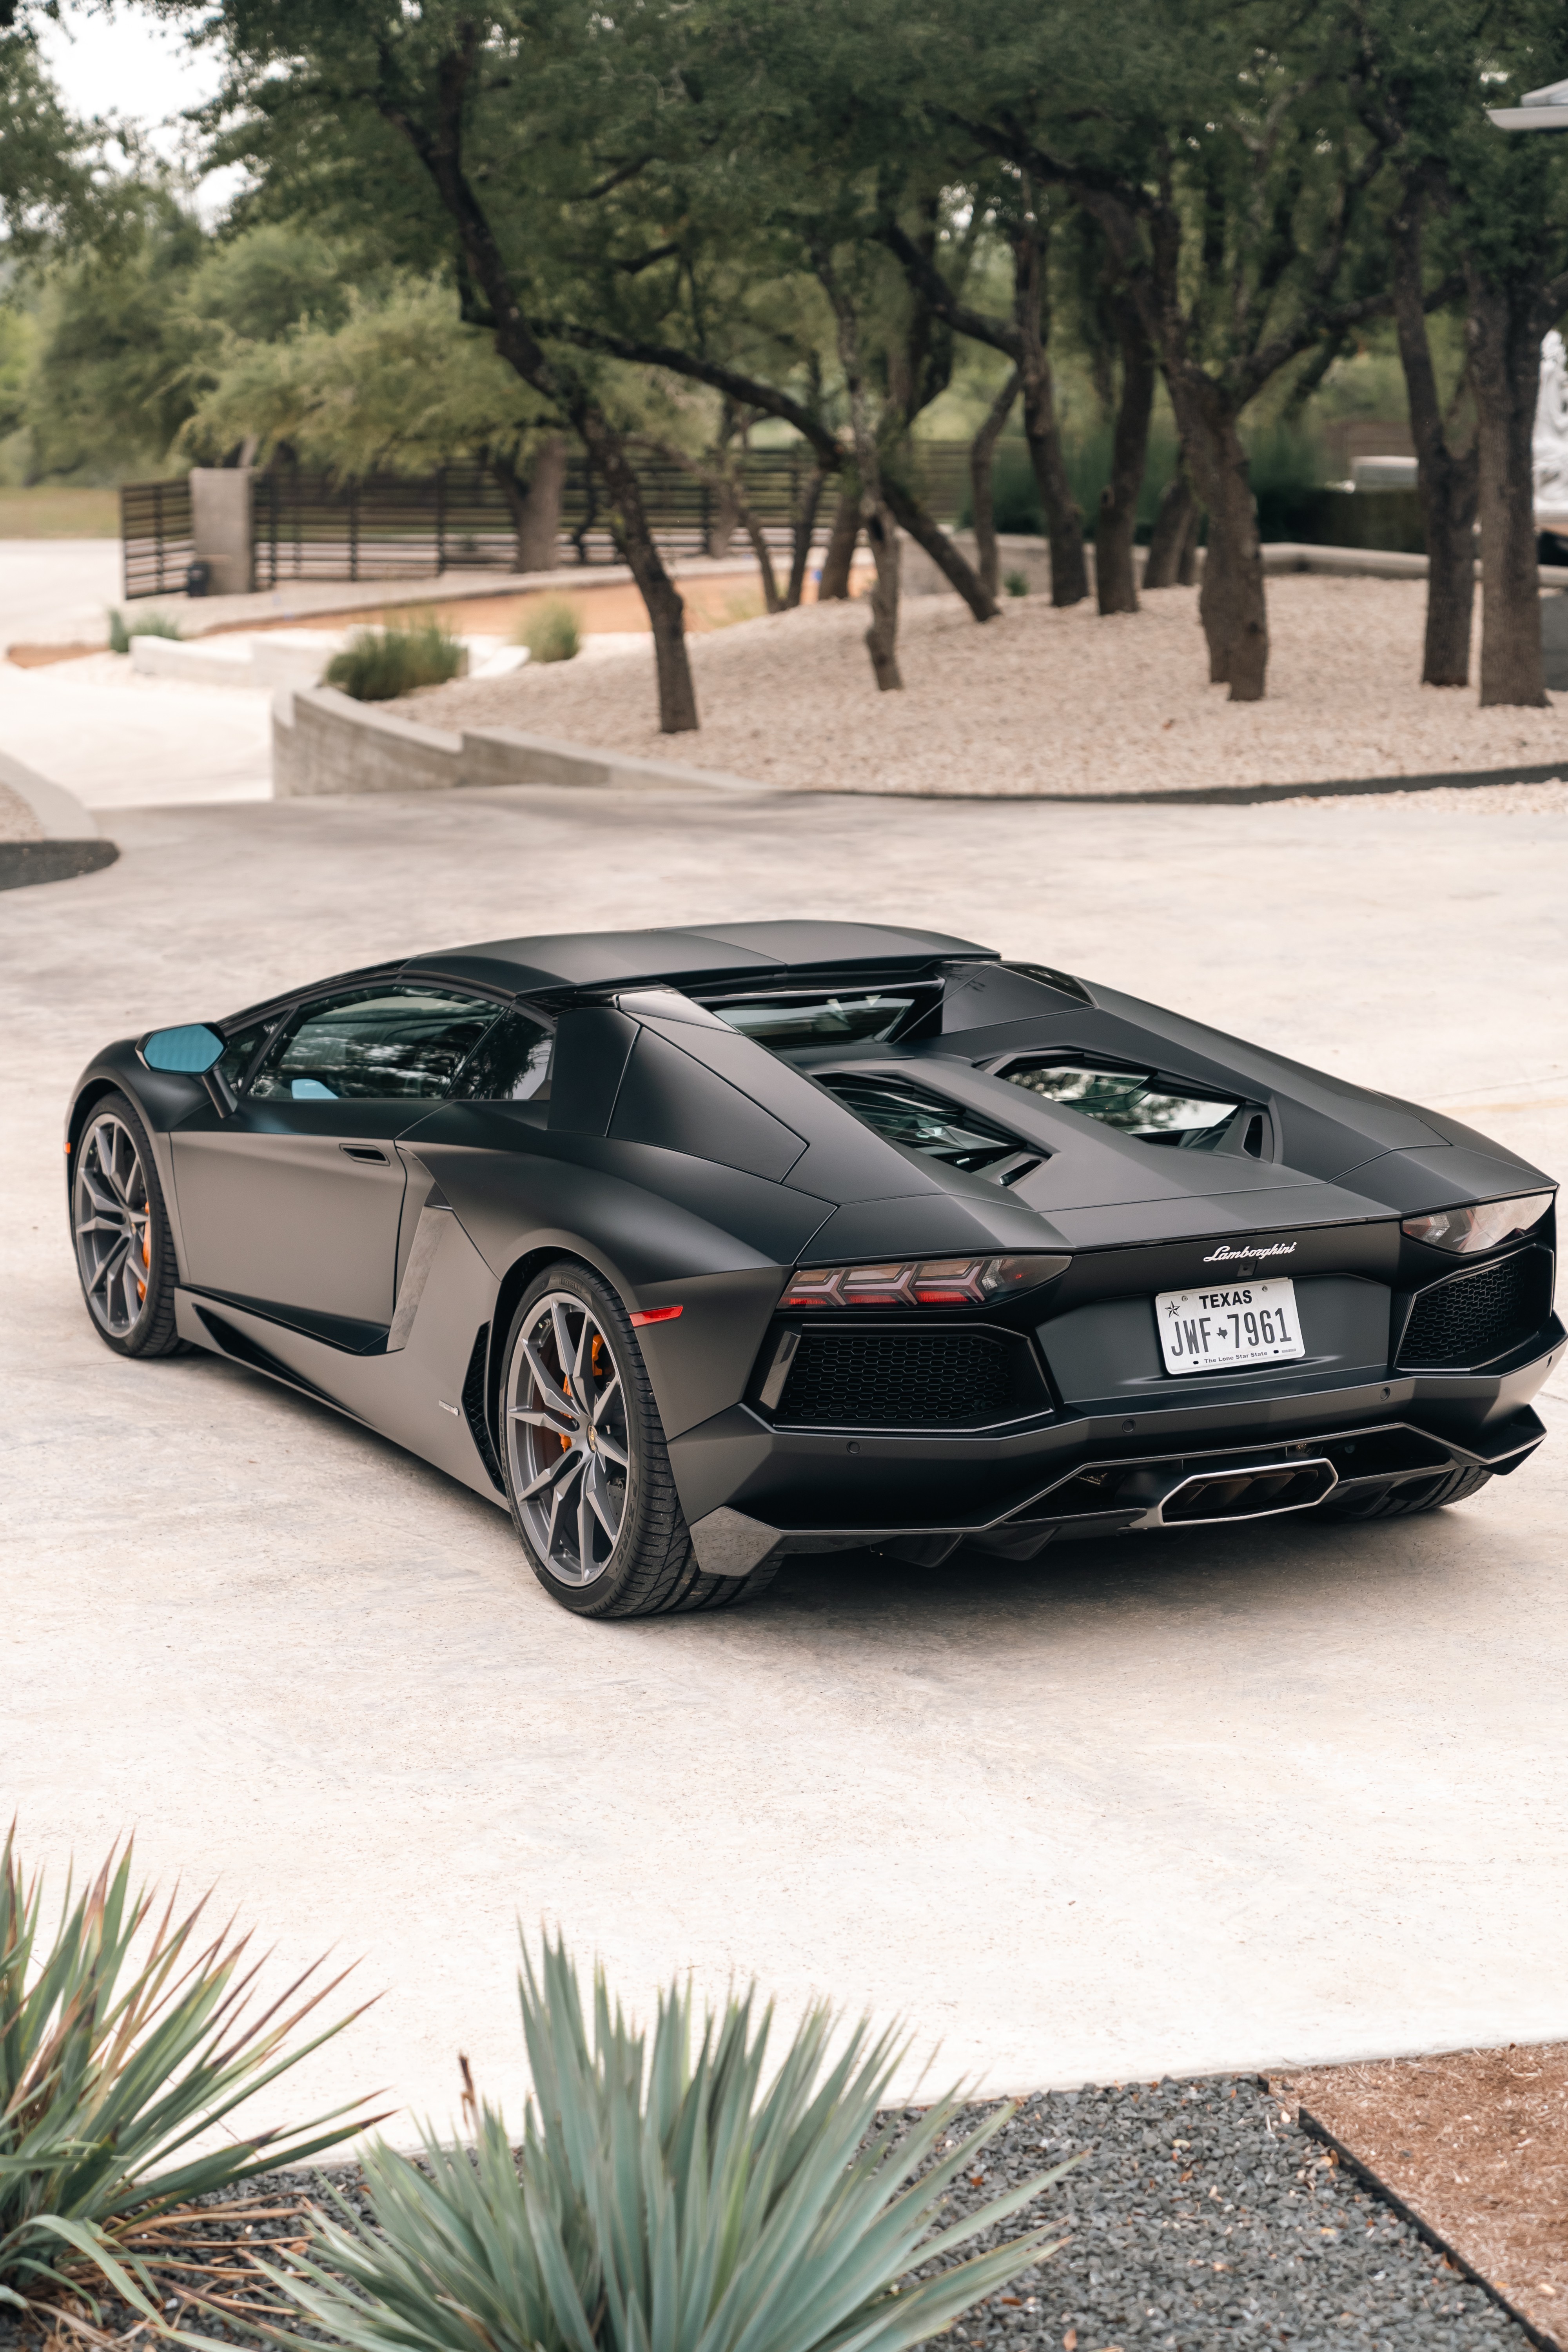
(911, 2074), (1526, 2352)
(0, 2078), (1528, 2352)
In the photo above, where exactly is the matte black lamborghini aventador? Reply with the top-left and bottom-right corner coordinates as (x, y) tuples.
(67, 921), (1561, 1617)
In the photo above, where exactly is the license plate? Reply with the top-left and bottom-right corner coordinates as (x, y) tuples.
(1156, 1278), (1305, 1375)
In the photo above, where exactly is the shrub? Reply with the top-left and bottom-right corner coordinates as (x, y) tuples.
(268, 1933), (1073, 2352)
(325, 617), (464, 701)
(0, 1828), (375, 2321)
(516, 596), (582, 663)
(107, 608), (182, 655)
(1003, 570), (1030, 598)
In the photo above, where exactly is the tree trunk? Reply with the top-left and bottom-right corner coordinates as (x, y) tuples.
(823, 272), (902, 689)
(496, 433), (566, 572)
(580, 420), (699, 731)
(1178, 498), (1201, 585)
(1172, 383), (1267, 700)
(1014, 223), (1089, 608)
(1391, 188), (1476, 688)
(1468, 271), (1546, 708)
(736, 495), (781, 613)
(1143, 462), (1196, 588)
(862, 507), (902, 690)
(785, 465), (827, 609)
(882, 474), (998, 621)
(1095, 316), (1155, 615)
(969, 368), (1021, 599)
(706, 479), (739, 559)
(818, 486), (860, 599)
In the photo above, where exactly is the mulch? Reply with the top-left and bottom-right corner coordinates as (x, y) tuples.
(1275, 2044), (1568, 2352)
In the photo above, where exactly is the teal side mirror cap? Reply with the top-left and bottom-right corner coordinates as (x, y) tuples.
(141, 1023), (225, 1075)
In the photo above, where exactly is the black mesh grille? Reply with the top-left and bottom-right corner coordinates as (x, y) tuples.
(1397, 1250), (1550, 1369)
(777, 1329), (1012, 1426)
(462, 1323), (505, 1491)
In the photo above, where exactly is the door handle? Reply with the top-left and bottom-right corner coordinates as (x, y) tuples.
(339, 1143), (391, 1164)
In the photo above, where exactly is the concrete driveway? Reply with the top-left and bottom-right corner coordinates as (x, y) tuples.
(4, 781), (1566, 2146)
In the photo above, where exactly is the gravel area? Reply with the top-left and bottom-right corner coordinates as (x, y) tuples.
(0, 2078), (1531, 2352)
(398, 576), (1568, 797)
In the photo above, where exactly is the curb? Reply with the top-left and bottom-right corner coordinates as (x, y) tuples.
(1292, 2102), (1563, 2352)
(272, 685), (763, 798)
(0, 840), (119, 891)
(0, 749), (117, 889)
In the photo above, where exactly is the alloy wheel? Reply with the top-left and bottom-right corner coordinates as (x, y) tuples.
(504, 1290), (631, 1585)
(73, 1113), (152, 1338)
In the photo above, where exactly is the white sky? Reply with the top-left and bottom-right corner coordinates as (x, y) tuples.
(35, 1), (246, 220)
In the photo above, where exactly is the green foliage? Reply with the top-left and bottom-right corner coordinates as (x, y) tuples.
(518, 597), (581, 662)
(0, 1828), (374, 2318)
(107, 608), (183, 653)
(183, 278), (555, 475)
(325, 617), (465, 700)
(265, 1932), (1071, 2352)
(1003, 570), (1029, 597)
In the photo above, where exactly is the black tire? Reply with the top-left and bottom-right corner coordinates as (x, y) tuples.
(1319, 1463), (1493, 1521)
(499, 1259), (776, 1619)
(69, 1090), (186, 1359)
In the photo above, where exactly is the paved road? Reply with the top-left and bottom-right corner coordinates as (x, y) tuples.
(4, 782), (1566, 2147)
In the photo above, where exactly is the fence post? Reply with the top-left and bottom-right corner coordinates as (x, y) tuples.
(436, 468), (446, 575)
(349, 479), (359, 583)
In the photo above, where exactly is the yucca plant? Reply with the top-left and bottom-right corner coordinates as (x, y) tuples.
(267, 1932), (1073, 2352)
(0, 1828), (378, 2321)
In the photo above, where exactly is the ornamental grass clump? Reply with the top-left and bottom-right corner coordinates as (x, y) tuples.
(516, 597), (581, 663)
(266, 1931), (1073, 2352)
(0, 1828), (377, 2321)
(107, 608), (182, 653)
(325, 617), (464, 701)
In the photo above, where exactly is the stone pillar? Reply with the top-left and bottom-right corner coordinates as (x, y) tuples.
(189, 468), (254, 595)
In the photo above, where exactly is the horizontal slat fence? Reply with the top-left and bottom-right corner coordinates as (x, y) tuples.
(120, 477), (194, 601)
(121, 445), (975, 597)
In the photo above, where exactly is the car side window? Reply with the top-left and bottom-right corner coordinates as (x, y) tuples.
(448, 1009), (554, 1102)
(248, 986), (502, 1102)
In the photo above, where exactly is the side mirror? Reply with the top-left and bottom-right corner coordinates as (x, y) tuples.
(141, 1024), (225, 1074)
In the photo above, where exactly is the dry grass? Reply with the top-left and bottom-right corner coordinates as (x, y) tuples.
(403, 575), (1568, 797)
(0, 488), (120, 539)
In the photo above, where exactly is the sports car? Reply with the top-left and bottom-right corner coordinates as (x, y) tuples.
(67, 920), (1561, 1618)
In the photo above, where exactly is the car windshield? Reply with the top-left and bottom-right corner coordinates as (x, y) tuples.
(707, 993), (915, 1050)
(1002, 1060), (1246, 1151)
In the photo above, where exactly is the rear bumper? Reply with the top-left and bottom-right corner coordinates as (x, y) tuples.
(677, 1331), (1559, 1574)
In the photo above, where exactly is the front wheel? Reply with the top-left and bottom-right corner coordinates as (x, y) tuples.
(499, 1261), (776, 1619)
(71, 1092), (186, 1358)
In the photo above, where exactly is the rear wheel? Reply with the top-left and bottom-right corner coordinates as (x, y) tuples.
(499, 1261), (776, 1619)
(1320, 1463), (1493, 1521)
(70, 1092), (185, 1358)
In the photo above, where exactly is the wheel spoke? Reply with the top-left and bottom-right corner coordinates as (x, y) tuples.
(577, 1483), (595, 1573)
(523, 1341), (575, 1421)
(509, 1404), (575, 1436)
(584, 1456), (620, 1541)
(592, 1429), (630, 1470)
(520, 1446), (581, 1503)
(551, 1300), (576, 1385)
(591, 1371), (621, 1425)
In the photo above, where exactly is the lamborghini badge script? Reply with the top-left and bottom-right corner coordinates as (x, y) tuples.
(1201, 1241), (1298, 1263)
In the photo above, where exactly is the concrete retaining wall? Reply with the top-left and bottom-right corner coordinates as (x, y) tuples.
(273, 686), (762, 799)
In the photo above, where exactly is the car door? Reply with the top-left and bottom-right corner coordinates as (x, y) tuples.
(170, 981), (503, 1334)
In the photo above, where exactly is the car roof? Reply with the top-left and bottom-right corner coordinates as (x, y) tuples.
(401, 920), (997, 996)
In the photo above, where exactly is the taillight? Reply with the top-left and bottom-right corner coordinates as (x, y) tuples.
(780, 1254), (1069, 1308)
(1401, 1192), (1552, 1256)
